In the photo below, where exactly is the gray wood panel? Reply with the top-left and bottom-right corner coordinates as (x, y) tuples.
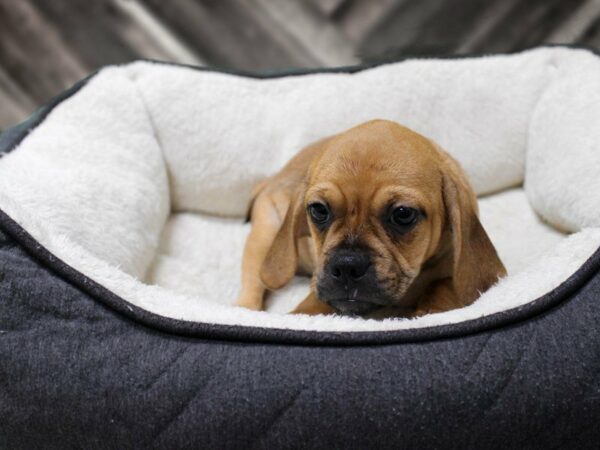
(0, 0), (599, 130)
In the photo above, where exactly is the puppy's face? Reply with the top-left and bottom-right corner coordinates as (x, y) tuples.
(304, 122), (448, 315)
(260, 120), (504, 317)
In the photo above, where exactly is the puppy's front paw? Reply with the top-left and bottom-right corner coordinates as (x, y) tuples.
(235, 294), (263, 311)
(291, 293), (335, 315)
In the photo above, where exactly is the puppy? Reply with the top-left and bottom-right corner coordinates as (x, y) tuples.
(236, 120), (505, 317)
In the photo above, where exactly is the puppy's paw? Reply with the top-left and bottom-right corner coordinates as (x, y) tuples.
(290, 293), (335, 315)
(235, 294), (263, 311)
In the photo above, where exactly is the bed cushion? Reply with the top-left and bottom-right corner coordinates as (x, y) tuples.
(2, 45), (600, 449)
(1, 46), (600, 333)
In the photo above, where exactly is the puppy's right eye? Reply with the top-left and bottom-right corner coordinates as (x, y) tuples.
(387, 205), (420, 233)
(308, 203), (330, 225)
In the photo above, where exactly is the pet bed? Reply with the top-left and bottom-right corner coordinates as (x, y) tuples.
(1, 45), (600, 449)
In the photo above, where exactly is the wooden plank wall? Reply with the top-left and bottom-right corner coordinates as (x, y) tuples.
(0, 0), (599, 130)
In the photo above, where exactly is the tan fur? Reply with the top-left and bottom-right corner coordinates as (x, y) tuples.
(236, 120), (506, 317)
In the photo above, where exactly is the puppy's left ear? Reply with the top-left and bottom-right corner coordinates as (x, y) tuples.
(245, 179), (269, 222)
(441, 155), (506, 305)
(260, 185), (309, 290)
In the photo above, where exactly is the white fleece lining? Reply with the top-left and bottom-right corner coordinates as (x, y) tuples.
(1, 47), (599, 332)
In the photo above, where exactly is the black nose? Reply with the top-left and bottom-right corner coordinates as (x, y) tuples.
(328, 250), (371, 281)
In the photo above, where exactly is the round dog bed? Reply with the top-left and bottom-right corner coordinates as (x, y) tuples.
(1, 45), (600, 449)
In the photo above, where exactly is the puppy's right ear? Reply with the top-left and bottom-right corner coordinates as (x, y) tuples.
(260, 185), (308, 290)
(440, 152), (506, 305)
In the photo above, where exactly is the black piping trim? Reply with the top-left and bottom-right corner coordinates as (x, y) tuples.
(134, 43), (600, 78)
(0, 73), (95, 156)
(0, 44), (599, 346)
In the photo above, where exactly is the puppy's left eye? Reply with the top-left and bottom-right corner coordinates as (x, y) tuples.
(389, 206), (419, 229)
(308, 202), (330, 225)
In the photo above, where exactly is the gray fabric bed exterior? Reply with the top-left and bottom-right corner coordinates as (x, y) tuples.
(2, 46), (600, 448)
(2, 222), (600, 449)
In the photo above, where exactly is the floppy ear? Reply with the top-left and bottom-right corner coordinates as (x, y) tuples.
(260, 186), (308, 290)
(245, 178), (271, 222)
(441, 157), (506, 304)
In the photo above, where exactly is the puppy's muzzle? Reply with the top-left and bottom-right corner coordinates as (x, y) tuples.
(317, 248), (384, 316)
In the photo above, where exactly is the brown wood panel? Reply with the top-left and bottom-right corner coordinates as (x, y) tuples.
(141, 0), (319, 70)
(0, 0), (599, 131)
(27, 0), (140, 69)
(581, 17), (600, 46)
(0, 65), (37, 127)
(308, 0), (348, 17)
(30, 0), (204, 67)
(546, 0), (600, 43)
(335, 0), (404, 43)
(252, 0), (358, 66)
(467, 0), (584, 53)
(455, 0), (521, 53)
(358, 0), (447, 59)
(390, 0), (499, 54)
(0, 0), (88, 104)
(112, 0), (204, 64)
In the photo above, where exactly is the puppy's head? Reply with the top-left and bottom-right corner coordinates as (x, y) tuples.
(263, 120), (505, 316)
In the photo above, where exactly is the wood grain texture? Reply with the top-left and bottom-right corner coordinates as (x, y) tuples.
(0, 0), (598, 130)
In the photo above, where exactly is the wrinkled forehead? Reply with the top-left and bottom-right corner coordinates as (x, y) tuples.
(306, 181), (433, 214)
(307, 123), (443, 203)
